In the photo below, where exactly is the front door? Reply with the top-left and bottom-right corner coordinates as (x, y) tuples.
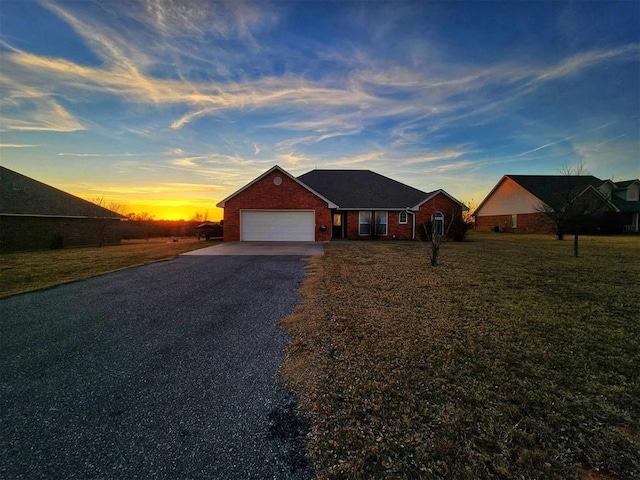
(332, 212), (344, 239)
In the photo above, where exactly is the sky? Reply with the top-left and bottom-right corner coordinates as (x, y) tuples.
(1, 1), (639, 221)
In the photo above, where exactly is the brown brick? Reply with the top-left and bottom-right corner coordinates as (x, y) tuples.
(223, 170), (332, 242)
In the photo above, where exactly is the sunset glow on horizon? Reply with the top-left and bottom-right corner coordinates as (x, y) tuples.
(122, 203), (221, 222)
(0, 1), (638, 207)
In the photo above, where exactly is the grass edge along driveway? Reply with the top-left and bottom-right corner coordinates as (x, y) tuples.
(0, 238), (213, 298)
(279, 233), (640, 480)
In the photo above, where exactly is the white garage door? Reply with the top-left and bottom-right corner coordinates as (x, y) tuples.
(241, 210), (315, 241)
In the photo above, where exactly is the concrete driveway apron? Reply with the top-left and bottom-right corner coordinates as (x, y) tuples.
(181, 241), (324, 256)
(0, 253), (315, 479)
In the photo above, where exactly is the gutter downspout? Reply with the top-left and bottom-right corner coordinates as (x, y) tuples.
(406, 208), (416, 240)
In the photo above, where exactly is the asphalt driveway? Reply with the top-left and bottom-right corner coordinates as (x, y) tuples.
(0, 255), (314, 479)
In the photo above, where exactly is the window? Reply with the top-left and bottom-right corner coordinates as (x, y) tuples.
(333, 213), (342, 226)
(399, 211), (407, 224)
(432, 211), (444, 236)
(511, 214), (517, 228)
(375, 211), (388, 236)
(359, 211), (371, 235)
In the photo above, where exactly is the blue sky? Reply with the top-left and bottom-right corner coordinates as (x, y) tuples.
(1, 0), (638, 220)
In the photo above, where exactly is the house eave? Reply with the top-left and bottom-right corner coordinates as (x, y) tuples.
(1, 213), (123, 220)
(412, 189), (468, 211)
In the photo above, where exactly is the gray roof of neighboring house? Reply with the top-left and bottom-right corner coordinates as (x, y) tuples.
(0, 165), (124, 218)
(614, 179), (640, 189)
(507, 175), (605, 207)
(297, 169), (433, 209)
(610, 196), (640, 213)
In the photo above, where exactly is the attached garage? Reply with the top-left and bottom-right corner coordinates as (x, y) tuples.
(241, 210), (315, 241)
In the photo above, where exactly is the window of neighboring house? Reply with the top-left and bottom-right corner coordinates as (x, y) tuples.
(432, 211), (444, 236)
(359, 211), (372, 235)
(399, 211), (408, 224)
(375, 211), (388, 236)
(629, 187), (639, 201)
(511, 214), (517, 229)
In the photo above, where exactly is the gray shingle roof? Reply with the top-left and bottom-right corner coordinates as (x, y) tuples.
(507, 175), (604, 207)
(614, 179), (639, 189)
(297, 169), (432, 209)
(1, 166), (124, 218)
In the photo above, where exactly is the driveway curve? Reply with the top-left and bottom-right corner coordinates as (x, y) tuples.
(0, 255), (313, 479)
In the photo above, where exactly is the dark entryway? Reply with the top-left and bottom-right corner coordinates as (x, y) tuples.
(332, 212), (345, 239)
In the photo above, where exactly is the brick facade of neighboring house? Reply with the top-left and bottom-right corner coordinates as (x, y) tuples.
(0, 216), (122, 252)
(476, 213), (556, 234)
(1, 166), (124, 253)
(475, 175), (639, 234)
(217, 165), (467, 242)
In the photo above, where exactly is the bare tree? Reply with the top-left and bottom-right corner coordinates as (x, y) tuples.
(422, 208), (459, 267)
(131, 211), (155, 241)
(534, 161), (612, 257)
(87, 196), (125, 247)
(191, 210), (210, 223)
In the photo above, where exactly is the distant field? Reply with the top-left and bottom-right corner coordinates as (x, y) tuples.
(280, 233), (640, 479)
(0, 238), (213, 298)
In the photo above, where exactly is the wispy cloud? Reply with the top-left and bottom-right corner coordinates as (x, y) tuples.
(4, 1), (638, 143)
(57, 152), (144, 157)
(0, 143), (40, 148)
(1, 0), (637, 205)
(516, 135), (576, 157)
(0, 75), (85, 132)
(405, 149), (471, 164)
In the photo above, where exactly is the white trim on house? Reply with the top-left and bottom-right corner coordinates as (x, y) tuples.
(562, 185), (620, 213)
(358, 211), (372, 236)
(216, 165), (338, 209)
(411, 189), (469, 212)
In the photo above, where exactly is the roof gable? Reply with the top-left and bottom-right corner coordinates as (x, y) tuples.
(507, 175), (604, 207)
(1, 166), (124, 218)
(297, 169), (432, 209)
(474, 176), (546, 216)
(216, 165), (337, 208)
(475, 174), (620, 216)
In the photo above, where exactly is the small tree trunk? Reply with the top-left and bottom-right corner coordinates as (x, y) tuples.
(573, 232), (579, 257)
(431, 242), (440, 266)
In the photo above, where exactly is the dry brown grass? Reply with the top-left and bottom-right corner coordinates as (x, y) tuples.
(0, 238), (214, 298)
(280, 233), (640, 479)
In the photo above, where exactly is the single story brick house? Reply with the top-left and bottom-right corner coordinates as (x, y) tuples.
(216, 165), (466, 242)
(474, 174), (639, 234)
(0, 165), (124, 252)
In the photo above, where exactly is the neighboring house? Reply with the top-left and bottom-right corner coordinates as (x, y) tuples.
(216, 165), (466, 242)
(599, 179), (640, 233)
(0, 166), (124, 252)
(474, 175), (639, 234)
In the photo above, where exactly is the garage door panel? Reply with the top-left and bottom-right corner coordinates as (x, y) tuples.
(241, 211), (315, 241)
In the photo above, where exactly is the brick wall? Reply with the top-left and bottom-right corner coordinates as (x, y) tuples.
(222, 170), (332, 242)
(415, 194), (464, 240)
(475, 213), (555, 233)
(343, 193), (463, 240)
(0, 216), (122, 253)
